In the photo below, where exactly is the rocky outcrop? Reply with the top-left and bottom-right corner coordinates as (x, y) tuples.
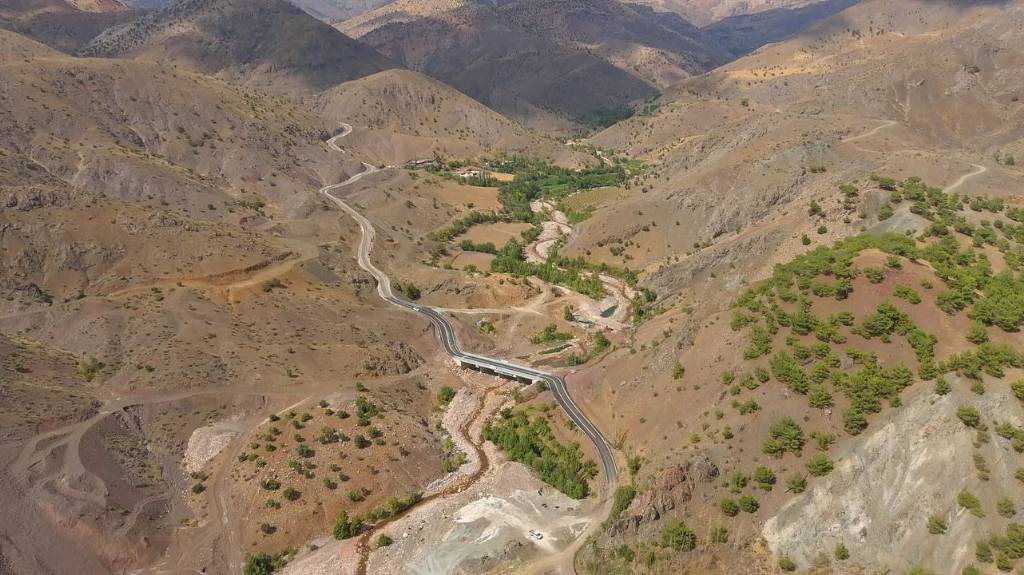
(610, 452), (719, 537)
(763, 386), (1024, 573)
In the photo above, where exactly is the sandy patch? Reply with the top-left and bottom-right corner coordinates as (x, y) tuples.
(182, 421), (241, 474)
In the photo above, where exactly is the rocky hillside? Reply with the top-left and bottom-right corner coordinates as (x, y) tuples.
(338, 0), (729, 128)
(288, 0), (393, 22)
(633, 0), (835, 26)
(560, 0), (1024, 572)
(315, 68), (565, 163)
(81, 0), (394, 93)
(0, 0), (133, 51)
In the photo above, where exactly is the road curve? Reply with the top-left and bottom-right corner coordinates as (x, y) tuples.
(320, 131), (618, 485)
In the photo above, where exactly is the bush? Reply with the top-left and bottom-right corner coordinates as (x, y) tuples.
(786, 474), (807, 493)
(332, 510), (362, 540)
(997, 498), (1016, 518)
(1012, 380), (1024, 401)
(770, 352), (808, 393)
(927, 514), (947, 534)
(709, 526), (729, 543)
(243, 553), (274, 575)
(958, 489), (984, 517)
(957, 406), (982, 428)
(806, 454), (834, 476)
(437, 386), (456, 404)
(967, 321), (989, 344)
(753, 466), (776, 489)
(282, 487), (300, 501)
(763, 417), (805, 456)
(834, 542), (850, 560)
(376, 534), (393, 548)
(720, 498), (740, 517)
(779, 556), (797, 572)
(660, 519), (697, 551)
(611, 486), (636, 519)
(738, 495), (759, 513)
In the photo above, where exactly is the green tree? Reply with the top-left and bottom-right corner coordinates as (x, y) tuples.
(753, 466), (776, 489)
(957, 406), (982, 428)
(333, 510), (362, 540)
(806, 454), (834, 477)
(958, 489), (985, 517)
(660, 519), (697, 551)
(437, 386), (456, 404)
(927, 514), (947, 534)
(243, 553), (274, 575)
(967, 321), (989, 344)
(763, 417), (805, 456)
(786, 474), (807, 493)
(720, 498), (740, 517)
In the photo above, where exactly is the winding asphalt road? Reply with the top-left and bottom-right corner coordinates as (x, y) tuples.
(320, 130), (618, 485)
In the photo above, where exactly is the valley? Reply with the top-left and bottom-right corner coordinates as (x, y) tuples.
(4, 0), (1024, 574)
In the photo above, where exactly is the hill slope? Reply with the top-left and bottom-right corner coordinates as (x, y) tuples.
(315, 68), (566, 163)
(82, 0), (394, 93)
(339, 0), (729, 128)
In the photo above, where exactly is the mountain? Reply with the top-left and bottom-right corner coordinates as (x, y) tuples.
(338, 0), (730, 127)
(633, 0), (831, 26)
(81, 0), (395, 93)
(0, 0), (133, 51)
(563, 0), (1024, 571)
(315, 68), (565, 163)
(705, 0), (859, 56)
(288, 0), (393, 22)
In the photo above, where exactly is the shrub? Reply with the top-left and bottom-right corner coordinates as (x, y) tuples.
(437, 386), (456, 404)
(806, 454), (834, 476)
(332, 510), (362, 540)
(934, 377), (952, 395)
(957, 406), (982, 428)
(1012, 380), (1024, 401)
(763, 417), (805, 456)
(770, 352), (808, 393)
(779, 556), (797, 572)
(997, 498), (1016, 518)
(672, 361), (685, 380)
(376, 534), (393, 548)
(611, 486), (636, 519)
(786, 474), (807, 493)
(927, 514), (947, 534)
(967, 321), (989, 344)
(738, 495), (759, 513)
(261, 478), (281, 491)
(660, 519), (697, 551)
(753, 466), (776, 489)
(282, 487), (300, 501)
(834, 542), (850, 560)
(720, 498), (740, 517)
(958, 490), (984, 517)
(243, 553), (274, 575)
(709, 526), (729, 543)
